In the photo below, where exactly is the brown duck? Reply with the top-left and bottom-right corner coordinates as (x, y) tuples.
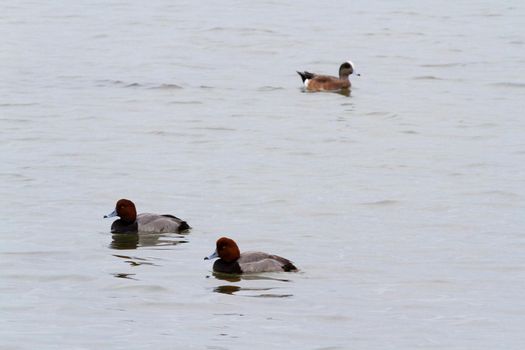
(297, 61), (358, 92)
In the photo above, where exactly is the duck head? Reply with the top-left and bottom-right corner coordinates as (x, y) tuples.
(104, 199), (137, 224)
(339, 61), (359, 78)
(205, 237), (241, 262)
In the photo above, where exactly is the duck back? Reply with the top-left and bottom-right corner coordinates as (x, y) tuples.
(237, 251), (298, 273)
(137, 213), (189, 233)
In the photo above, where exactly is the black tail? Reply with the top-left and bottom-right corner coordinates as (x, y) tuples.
(162, 214), (191, 231)
(297, 71), (307, 83)
(282, 262), (298, 272)
(178, 221), (191, 231)
(297, 71), (315, 83)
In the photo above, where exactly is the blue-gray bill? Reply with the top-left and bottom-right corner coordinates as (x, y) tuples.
(204, 250), (219, 260)
(104, 209), (117, 219)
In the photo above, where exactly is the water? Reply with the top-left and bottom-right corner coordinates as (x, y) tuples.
(2, 1), (525, 349)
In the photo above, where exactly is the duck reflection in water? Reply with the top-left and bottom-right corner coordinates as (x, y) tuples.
(214, 285), (241, 295)
(112, 272), (137, 280)
(210, 272), (293, 297)
(110, 233), (188, 250)
(110, 254), (156, 279)
(301, 87), (350, 97)
(210, 271), (291, 283)
(213, 284), (292, 298)
(336, 88), (351, 97)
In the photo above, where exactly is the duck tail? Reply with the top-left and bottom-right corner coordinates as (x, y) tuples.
(178, 221), (191, 231)
(297, 71), (307, 83)
(297, 71), (316, 82)
(282, 262), (298, 272)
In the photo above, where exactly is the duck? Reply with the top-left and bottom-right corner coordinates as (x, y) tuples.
(297, 61), (358, 92)
(204, 237), (298, 273)
(104, 198), (190, 234)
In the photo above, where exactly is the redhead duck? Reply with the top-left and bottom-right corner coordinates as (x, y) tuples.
(297, 61), (359, 92)
(204, 237), (298, 273)
(104, 199), (190, 234)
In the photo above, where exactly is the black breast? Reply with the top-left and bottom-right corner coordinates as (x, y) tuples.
(213, 259), (242, 274)
(111, 219), (138, 234)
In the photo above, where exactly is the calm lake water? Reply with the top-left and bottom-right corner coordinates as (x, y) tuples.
(2, 1), (525, 349)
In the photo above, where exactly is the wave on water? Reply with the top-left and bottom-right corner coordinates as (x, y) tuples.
(95, 79), (126, 86)
(95, 80), (183, 89)
(374, 54), (414, 60)
(0, 103), (39, 107)
(490, 82), (525, 89)
(360, 199), (400, 206)
(95, 79), (142, 88)
(420, 62), (467, 68)
(413, 75), (443, 80)
(190, 126), (236, 132)
(364, 111), (391, 117)
(257, 86), (285, 92)
(168, 100), (203, 105)
(148, 83), (182, 90)
(144, 130), (192, 136)
(473, 12), (503, 17)
(462, 190), (521, 199)
(205, 26), (276, 34)
(388, 10), (420, 16)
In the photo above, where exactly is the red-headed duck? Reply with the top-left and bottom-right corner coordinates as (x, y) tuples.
(297, 61), (359, 92)
(104, 199), (190, 234)
(204, 237), (298, 273)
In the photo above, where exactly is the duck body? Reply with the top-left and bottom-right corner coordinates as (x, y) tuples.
(299, 73), (351, 91)
(105, 199), (190, 234)
(110, 213), (189, 234)
(205, 237), (298, 274)
(297, 61), (357, 92)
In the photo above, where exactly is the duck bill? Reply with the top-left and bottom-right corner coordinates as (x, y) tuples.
(204, 250), (219, 260)
(104, 209), (118, 219)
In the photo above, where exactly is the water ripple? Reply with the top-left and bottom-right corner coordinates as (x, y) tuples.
(361, 199), (401, 206)
(420, 62), (468, 68)
(257, 86), (285, 91)
(148, 83), (183, 90)
(490, 82), (525, 89)
(95, 80), (183, 90)
(413, 76), (443, 80)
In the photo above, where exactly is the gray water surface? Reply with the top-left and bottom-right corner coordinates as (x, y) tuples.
(2, 1), (525, 349)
